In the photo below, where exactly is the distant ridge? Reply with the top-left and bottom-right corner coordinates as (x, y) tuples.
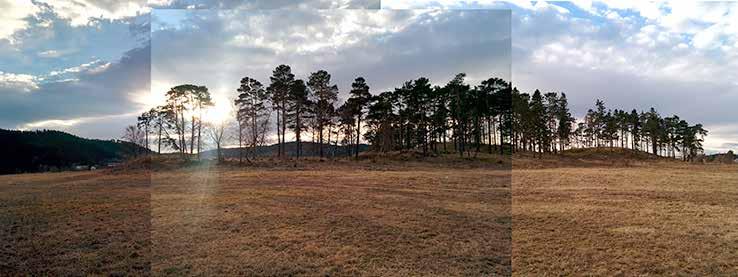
(0, 129), (148, 174)
(201, 141), (370, 159)
(703, 151), (737, 164)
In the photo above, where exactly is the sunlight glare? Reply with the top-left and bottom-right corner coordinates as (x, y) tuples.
(203, 93), (233, 124)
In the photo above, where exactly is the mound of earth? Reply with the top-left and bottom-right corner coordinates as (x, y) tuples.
(107, 153), (210, 173)
(358, 149), (433, 161)
(514, 147), (674, 169)
(561, 147), (663, 160)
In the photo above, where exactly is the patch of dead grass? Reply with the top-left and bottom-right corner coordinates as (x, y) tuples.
(513, 164), (738, 275)
(0, 171), (151, 275)
(151, 165), (511, 276)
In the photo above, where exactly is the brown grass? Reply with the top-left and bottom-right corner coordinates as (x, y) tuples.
(151, 162), (511, 276)
(0, 158), (511, 276)
(0, 171), (150, 275)
(8, 151), (733, 275)
(513, 159), (738, 275)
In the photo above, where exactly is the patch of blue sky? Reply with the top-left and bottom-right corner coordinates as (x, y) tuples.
(152, 9), (192, 31)
(1, 14), (141, 79)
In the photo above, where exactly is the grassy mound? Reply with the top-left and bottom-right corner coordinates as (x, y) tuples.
(514, 147), (675, 169)
(560, 147), (663, 160)
(107, 153), (211, 173)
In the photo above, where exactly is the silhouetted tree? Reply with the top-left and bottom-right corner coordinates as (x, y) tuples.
(308, 70), (338, 158)
(137, 109), (154, 151)
(287, 79), (313, 159)
(268, 65), (294, 158)
(122, 125), (145, 154)
(347, 77), (371, 158)
(508, 92), (708, 160)
(236, 77), (270, 163)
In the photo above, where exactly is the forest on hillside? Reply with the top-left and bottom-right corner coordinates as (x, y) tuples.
(127, 64), (708, 162)
(0, 129), (146, 174)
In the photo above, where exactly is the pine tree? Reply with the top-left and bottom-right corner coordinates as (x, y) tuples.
(307, 70), (338, 158)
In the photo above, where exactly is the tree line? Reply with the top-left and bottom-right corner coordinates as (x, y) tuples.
(510, 89), (708, 161)
(127, 64), (708, 162)
(128, 65), (513, 162)
(1, 129), (144, 174)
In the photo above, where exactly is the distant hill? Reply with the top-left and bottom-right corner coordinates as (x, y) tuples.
(0, 129), (148, 174)
(201, 141), (370, 159)
(703, 151), (737, 164)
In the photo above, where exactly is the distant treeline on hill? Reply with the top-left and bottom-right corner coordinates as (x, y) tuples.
(131, 65), (511, 162)
(0, 129), (148, 174)
(126, 63), (709, 162)
(201, 141), (370, 160)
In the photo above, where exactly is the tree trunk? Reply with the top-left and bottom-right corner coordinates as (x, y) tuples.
(355, 116), (361, 159)
(144, 125), (149, 152)
(197, 119), (202, 160)
(280, 99), (287, 158)
(238, 122), (243, 165)
(276, 109), (281, 158)
(180, 110), (187, 159)
(157, 123), (162, 154)
(498, 115), (504, 155)
(188, 115), (195, 158)
(652, 137), (658, 156)
(296, 115), (302, 159)
(319, 123), (324, 158)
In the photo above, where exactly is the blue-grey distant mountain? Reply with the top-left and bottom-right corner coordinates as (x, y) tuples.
(0, 129), (148, 174)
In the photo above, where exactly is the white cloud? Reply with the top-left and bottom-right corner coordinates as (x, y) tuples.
(0, 0), (41, 43)
(702, 124), (738, 154)
(36, 49), (80, 58)
(147, 0), (173, 6)
(36, 0), (150, 27)
(0, 71), (39, 92)
(18, 112), (141, 139)
(381, 0), (509, 9)
(22, 118), (82, 129)
(221, 9), (426, 54)
(37, 50), (61, 58)
(602, 1), (738, 52)
(48, 60), (112, 77)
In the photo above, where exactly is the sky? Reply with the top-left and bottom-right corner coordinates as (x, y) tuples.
(1, 0), (736, 153)
(150, 8), (511, 137)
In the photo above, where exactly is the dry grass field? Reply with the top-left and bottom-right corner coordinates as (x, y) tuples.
(3, 151), (737, 276)
(151, 160), (511, 276)
(0, 157), (511, 276)
(513, 160), (738, 275)
(0, 171), (151, 275)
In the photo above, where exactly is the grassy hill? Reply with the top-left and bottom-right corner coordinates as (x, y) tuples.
(201, 141), (370, 159)
(0, 129), (148, 174)
(560, 147), (664, 160)
(513, 147), (675, 169)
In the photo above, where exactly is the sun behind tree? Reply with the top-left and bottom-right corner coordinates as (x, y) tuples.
(202, 93), (234, 125)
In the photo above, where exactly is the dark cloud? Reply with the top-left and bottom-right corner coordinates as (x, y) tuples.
(1, 3), (144, 75)
(0, 44), (150, 132)
(151, 9), (511, 104)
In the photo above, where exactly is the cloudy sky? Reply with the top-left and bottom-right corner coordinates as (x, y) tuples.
(385, 0), (738, 152)
(150, 8), (511, 125)
(1, 0), (736, 153)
